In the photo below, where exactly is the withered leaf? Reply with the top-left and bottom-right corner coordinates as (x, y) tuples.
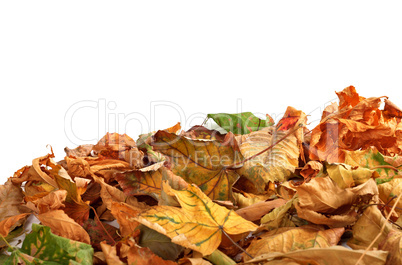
(294, 176), (378, 227)
(116, 161), (188, 201)
(110, 201), (141, 238)
(133, 183), (258, 256)
(152, 130), (243, 201)
(36, 209), (90, 244)
(235, 199), (287, 222)
(244, 226), (344, 262)
(243, 246), (388, 265)
(235, 107), (306, 192)
(0, 179), (31, 229)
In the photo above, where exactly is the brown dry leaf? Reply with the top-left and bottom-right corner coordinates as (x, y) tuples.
(232, 192), (275, 209)
(65, 156), (132, 181)
(181, 125), (226, 141)
(126, 240), (178, 265)
(309, 86), (399, 163)
(243, 246), (388, 265)
(165, 122), (182, 134)
(152, 130), (243, 201)
(235, 107), (306, 192)
(36, 209), (90, 244)
(0, 213), (31, 237)
(348, 206), (392, 250)
(64, 144), (94, 157)
(27, 189), (67, 214)
(378, 229), (402, 265)
(116, 161), (188, 201)
(54, 174), (91, 225)
(10, 153), (59, 193)
(235, 199), (287, 222)
(244, 226), (344, 262)
(378, 178), (402, 216)
(93, 132), (136, 155)
(300, 161), (323, 182)
(0, 179), (31, 228)
(100, 241), (126, 265)
(294, 176), (378, 227)
(91, 173), (142, 211)
(110, 202), (141, 238)
(277, 181), (296, 200)
(91, 132), (144, 168)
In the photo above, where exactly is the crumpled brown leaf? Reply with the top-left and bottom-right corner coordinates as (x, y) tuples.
(244, 226), (344, 262)
(309, 86), (401, 163)
(36, 209), (90, 244)
(235, 199), (286, 222)
(294, 176), (378, 227)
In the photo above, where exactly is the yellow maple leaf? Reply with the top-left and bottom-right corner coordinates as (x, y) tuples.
(132, 182), (258, 256)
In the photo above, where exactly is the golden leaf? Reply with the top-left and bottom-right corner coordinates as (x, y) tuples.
(152, 130), (243, 201)
(133, 183), (258, 256)
(244, 226), (344, 262)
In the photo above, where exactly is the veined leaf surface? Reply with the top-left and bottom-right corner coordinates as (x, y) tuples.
(207, 112), (267, 135)
(133, 183), (258, 256)
(152, 130), (243, 201)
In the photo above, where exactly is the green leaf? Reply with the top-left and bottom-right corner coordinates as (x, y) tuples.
(137, 225), (183, 261)
(344, 146), (402, 183)
(137, 132), (167, 164)
(207, 112), (267, 135)
(5, 224), (93, 265)
(205, 249), (236, 265)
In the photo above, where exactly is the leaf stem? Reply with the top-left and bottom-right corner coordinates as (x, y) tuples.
(0, 234), (14, 250)
(370, 165), (401, 172)
(90, 206), (117, 245)
(221, 229), (254, 259)
(354, 190), (402, 265)
(227, 124), (303, 169)
(201, 116), (209, 126)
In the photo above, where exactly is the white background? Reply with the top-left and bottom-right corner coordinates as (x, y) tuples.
(1, 1), (402, 183)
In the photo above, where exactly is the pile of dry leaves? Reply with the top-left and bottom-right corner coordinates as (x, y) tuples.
(1, 86), (402, 265)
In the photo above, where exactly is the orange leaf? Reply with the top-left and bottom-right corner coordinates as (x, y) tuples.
(37, 210), (90, 244)
(0, 213), (31, 237)
(110, 202), (141, 238)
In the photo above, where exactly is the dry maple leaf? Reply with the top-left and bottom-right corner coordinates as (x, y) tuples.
(132, 182), (258, 256)
(309, 86), (401, 163)
(116, 161), (188, 201)
(151, 130), (243, 201)
(235, 106), (306, 192)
